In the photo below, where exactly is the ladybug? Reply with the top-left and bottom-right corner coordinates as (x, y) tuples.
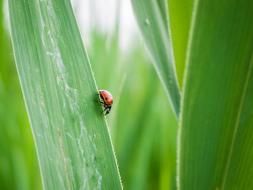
(99, 90), (113, 115)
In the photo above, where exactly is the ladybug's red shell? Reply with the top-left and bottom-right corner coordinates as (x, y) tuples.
(99, 90), (113, 106)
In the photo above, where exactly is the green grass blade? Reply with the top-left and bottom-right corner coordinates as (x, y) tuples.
(0, 0), (41, 189)
(131, 0), (180, 116)
(157, 0), (169, 31)
(179, 0), (253, 189)
(8, 0), (122, 189)
(167, 0), (193, 87)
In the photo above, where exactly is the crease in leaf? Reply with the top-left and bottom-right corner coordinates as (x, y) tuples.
(221, 54), (253, 190)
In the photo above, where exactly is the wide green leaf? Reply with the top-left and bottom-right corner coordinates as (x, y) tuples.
(179, 0), (253, 189)
(131, 0), (180, 116)
(8, 0), (122, 189)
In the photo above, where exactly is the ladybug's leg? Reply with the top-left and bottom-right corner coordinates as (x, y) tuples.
(104, 106), (111, 115)
(105, 109), (110, 115)
(102, 104), (108, 114)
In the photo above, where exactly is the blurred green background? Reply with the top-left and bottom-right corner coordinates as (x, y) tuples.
(0, 0), (177, 189)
